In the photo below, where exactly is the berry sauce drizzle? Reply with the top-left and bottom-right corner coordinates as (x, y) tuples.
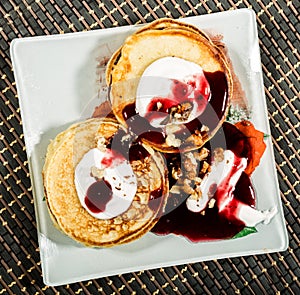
(122, 71), (228, 147)
(85, 180), (113, 213)
(151, 123), (256, 241)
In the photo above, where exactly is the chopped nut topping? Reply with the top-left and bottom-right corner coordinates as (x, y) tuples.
(208, 198), (216, 208)
(189, 191), (198, 200)
(90, 166), (104, 180)
(194, 184), (202, 195)
(166, 133), (181, 147)
(201, 125), (209, 132)
(193, 147), (209, 161)
(201, 161), (210, 174)
(97, 137), (107, 152)
(122, 224), (129, 231)
(125, 208), (136, 220)
(157, 101), (163, 110)
(121, 133), (131, 142)
(183, 179), (194, 194)
(183, 152), (198, 180)
(169, 102), (193, 123)
(114, 217), (122, 224)
(186, 133), (204, 146)
(170, 185), (182, 194)
(213, 147), (225, 163)
(194, 177), (202, 185)
(166, 123), (182, 135)
(172, 166), (182, 180)
(185, 152), (198, 167)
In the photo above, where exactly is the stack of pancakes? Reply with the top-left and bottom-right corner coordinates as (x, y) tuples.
(43, 19), (233, 247)
(43, 118), (168, 247)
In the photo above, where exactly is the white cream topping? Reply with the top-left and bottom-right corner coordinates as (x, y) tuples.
(187, 150), (242, 213)
(186, 150), (277, 227)
(136, 57), (210, 127)
(75, 148), (137, 219)
(237, 205), (278, 227)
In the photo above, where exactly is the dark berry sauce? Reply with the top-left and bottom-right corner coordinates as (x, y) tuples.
(85, 180), (113, 213)
(152, 172), (254, 241)
(144, 73), (210, 124)
(149, 185), (164, 212)
(107, 127), (151, 162)
(122, 71), (228, 148)
(122, 104), (166, 145)
(85, 126), (151, 215)
(151, 123), (256, 241)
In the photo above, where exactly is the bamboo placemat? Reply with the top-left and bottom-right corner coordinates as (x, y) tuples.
(0, 0), (299, 294)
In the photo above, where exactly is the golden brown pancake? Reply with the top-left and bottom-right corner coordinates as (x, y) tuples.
(43, 118), (168, 247)
(106, 18), (212, 91)
(106, 19), (232, 153)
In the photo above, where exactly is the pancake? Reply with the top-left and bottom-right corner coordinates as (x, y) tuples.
(106, 18), (212, 85)
(43, 118), (168, 247)
(106, 19), (232, 153)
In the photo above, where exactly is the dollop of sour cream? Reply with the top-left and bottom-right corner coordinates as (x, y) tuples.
(186, 150), (244, 213)
(75, 148), (137, 219)
(186, 150), (277, 227)
(136, 57), (211, 127)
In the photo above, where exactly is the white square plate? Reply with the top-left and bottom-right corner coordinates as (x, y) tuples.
(11, 8), (288, 286)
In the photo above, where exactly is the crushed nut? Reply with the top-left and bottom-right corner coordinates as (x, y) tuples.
(193, 148), (209, 161)
(97, 137), (107, 152)
(213, 147), (224, 163)
(125, 208), (136, 220)
(183, 153), (198, 180)
(170, 185), (182, 194)
(201, 125), (209, 132)
(169, 102), (193, 123)
(122, 224), (129, 231)
(201, 161), (210, 174)
(185, 152), (198, 167)
(189, 191), (198, 200)
(172, 166), (182, 180)
(165, 123), (182, 135)
(208, 198), (216, 208)
(90, 166), (104, 180)
(121, 133), (131, 142)
(157, 101), (162, 110)
(186, 134), (204, 146)
(114, 217), (122, 225)
(183, 179), (194, 194)
(194, 185), (202, 195)
(194, 177), (202, 185)
(166, 133), (181, 147)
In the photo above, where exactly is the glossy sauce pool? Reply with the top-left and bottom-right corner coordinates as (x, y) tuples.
(151, 122), (256, 241)
(122, 71), (228, 147)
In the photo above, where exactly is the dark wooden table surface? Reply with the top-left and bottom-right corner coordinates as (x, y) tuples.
(0, 0), (299, 294)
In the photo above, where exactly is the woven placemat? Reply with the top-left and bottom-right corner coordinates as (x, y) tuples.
(0, 0), (299, 294)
